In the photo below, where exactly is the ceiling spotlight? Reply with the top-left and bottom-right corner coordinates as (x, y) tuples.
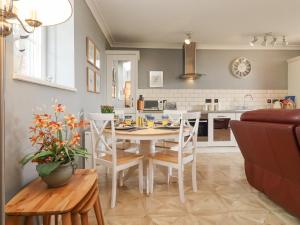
(261, 35), (268, 47)
(282, 36), (288, 46)
(184, 33), (191, 45)
(270, 37), (277, 47)
(249, 36), (258, 46)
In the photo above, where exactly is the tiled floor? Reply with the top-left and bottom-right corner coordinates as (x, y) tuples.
(92, 153), (300, 225)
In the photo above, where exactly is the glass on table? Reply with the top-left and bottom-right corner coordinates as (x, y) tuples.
(162, 115), (169, 126)
(124, 115), (132, 126)
(146, 115), (155, 128)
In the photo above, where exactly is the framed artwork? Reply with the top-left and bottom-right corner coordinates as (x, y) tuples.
(95, 48), (101, 69)
(86, 37), (95, 65)
(87, 67), (95, 92)
(95, 72), (101, 93)
(149, 71), (163, 88)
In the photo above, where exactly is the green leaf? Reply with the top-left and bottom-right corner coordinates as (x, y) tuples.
(36, 161), (62, 177)
(32, 150), (54, 160)
(19, 153), (35, 166)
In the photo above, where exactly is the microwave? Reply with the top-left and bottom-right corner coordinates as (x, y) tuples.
(144, 100), (165, 111)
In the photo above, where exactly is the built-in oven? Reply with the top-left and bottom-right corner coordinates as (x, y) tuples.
(189, 113), (208, 142)
(144, 100), (165, 111)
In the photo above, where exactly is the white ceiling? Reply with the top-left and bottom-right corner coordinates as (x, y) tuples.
(86, 0), (300, 49)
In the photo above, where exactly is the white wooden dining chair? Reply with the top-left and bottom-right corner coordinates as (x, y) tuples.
(88, 113), (144, 208)
(148, 112), (200, 203)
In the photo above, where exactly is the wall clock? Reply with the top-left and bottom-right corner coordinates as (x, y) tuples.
(231, 57), (251, 78)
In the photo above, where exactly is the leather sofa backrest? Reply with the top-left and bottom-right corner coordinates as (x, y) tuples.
(241, 109), (300, 124)
(231, 120), (300, 184)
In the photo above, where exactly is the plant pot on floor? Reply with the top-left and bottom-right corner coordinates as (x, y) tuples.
(41, 162), (75, 188)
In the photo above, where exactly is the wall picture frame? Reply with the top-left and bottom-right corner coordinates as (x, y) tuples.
(95, 48), (101, 69)
(95, 72), (101, 93)
(87, 67), (95, 92)
(149, 71), (164, 88)
(86, 37), (95, 66)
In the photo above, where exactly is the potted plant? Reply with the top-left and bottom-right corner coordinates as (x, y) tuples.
(20, 103), (89, 188)
(101, 105), (114, 113)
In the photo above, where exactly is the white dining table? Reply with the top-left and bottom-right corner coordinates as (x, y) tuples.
(108, 127), (190, 193)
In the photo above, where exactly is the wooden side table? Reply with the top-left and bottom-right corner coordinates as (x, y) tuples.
(5, 169), (104, 225)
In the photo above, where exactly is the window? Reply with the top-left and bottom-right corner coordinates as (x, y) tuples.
(13, 14), (75, 91)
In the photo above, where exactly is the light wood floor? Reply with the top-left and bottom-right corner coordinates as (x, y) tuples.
(91, 152), (300, 225)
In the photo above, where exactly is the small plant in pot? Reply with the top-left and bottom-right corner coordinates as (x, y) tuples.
(20, 103), (89, 188)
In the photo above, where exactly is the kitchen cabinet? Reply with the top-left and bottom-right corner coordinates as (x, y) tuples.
(208, 112), (237, 147)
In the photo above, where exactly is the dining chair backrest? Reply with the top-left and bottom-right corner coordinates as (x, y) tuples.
(88, 113), (117, 167)
(177, 112), (201, 163)
(163, 110), (187, 121)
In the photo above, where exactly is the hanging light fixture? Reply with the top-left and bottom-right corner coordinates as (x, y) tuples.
(261, 35), (268, 47)
(249, 36), (258, 46)
(184, 33), (191, 45)
(270, 37), (277, 47)
(0, 0), (72, 37)
(282, 36), (288, 46)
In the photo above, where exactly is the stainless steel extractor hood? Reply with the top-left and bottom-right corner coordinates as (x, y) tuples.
(179, 42), (205, 80)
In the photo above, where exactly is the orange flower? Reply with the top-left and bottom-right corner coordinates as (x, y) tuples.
(65, 114), (77, 129)
(70, 132), (80, 146)
(53, 104), (65, 113)
(30, 135), (38, 145)
(33, 114), (51, 128)
(48, 121), (62, 131)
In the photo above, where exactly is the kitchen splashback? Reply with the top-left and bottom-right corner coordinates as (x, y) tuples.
(137, 89), (288, 110)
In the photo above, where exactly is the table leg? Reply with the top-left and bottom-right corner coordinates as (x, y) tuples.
(139, 140), (154, 193)
(43, 215), (51, 225)
(71, 213), (80, 225)
(61, 213), (72, 225)
(94, 197), (105, 225)
(5, 216), (22, 225)
(24, 216), (33, 225)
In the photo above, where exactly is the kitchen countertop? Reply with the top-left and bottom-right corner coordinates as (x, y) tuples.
(188, 109), (252, 114)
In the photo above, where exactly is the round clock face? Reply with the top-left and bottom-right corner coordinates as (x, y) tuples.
(231, 57), (251, 78)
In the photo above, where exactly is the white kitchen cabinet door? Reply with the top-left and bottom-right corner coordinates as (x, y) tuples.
(208, 113), (236, 146)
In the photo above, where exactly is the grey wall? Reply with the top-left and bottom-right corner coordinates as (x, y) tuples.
(4, 0), (109, 201)
(138, 49), (300, 89)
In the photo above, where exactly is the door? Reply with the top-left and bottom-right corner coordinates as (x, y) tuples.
(106, 51), (139, 113)
(208, 113), (236, 146)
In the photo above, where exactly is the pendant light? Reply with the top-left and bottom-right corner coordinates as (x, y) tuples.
(184, 33), (191, 45)
(261, 35), (267, 47)
(282, 36), (288, 46)
(270, 37), (277, 47)
(249, 36), (258, 46)
(0, 0), (72, 37)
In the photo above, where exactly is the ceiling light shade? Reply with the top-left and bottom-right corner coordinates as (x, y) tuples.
(184, 33), (191, 45)
(261, 36), (267, 47)
(249, 36), (258, 46)
(12, 0), (72, 27)
(282, 36), (288, 46)
(270, 37), (277, 46)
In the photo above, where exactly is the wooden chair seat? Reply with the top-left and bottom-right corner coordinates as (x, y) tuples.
(101, 151), (143, 165)
(148, 149), (191, 164)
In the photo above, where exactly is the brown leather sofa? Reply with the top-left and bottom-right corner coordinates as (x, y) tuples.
(231, 109), (300, 218)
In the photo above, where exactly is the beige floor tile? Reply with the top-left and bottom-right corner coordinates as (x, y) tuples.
(218, 192), (269, 212)
(90, 152), (300, 225)
(144, 195), (188, 216)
